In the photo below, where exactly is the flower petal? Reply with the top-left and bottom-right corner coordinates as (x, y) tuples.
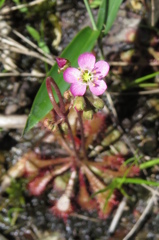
(94, 61), (109, 79)
(70, 83), (86, 96)
(89, 80), (107, 96)
(78, 53), (95, 70)
(63, 67), (80, 83)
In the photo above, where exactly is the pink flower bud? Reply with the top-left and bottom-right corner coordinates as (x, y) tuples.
(55, 57), (70, 73)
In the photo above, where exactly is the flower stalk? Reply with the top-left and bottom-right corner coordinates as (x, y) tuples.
(46, 77), (65, 117)
(46, 76), (80, 162)
(76, 110), (87, 160)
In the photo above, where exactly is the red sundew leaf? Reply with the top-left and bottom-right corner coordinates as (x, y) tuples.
(82, 164), (116, 218)
(84, 112), (106, 136)
(24, 160), (39, 177)
(77, 171), (97, 211)
(66, 135), (81, 150)
(28, 171), (53, 196)
(50, 194), (74, 222)
(28, 163), (72, 196)
(84, 112), (106, 148)
(101, 155), (125, 170)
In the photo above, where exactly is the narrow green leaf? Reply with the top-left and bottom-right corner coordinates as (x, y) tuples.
(24, 27), (99, 134)
(103, 187), (114, 210)
(130, 71), (159, 87)
(96, 0), (107, 31)
(83, 0), (97, 30)
(138, 83), (158, 88)
(116, 178), (159, 186)
(103, 0), (123, 35)
(140, 158), (159, 169)
(26, 26), (40, 42)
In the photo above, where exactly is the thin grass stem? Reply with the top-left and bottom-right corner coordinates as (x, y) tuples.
(83, 0), (97, 31)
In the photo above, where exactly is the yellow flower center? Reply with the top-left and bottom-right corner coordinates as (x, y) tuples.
(82, 70), (93, 83)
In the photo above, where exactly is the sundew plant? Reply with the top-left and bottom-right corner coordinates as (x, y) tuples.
(1, 0), (159, 239)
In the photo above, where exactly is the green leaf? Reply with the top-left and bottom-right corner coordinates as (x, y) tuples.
(140, 158), (159, 169)
(92, 177), (159, 199)
(38, 40), (50, 54)
(100, 0), (123, 35)
(12, 0), (20, 4)
(0, 0), (5, 8)
(12, 0), (28, 12)
(19, 6), (28, 13)
(26, 25), (40, 42)
(116, 177), (159, 186)
(138, 83), (158, 88)
(129, 71), (159, 87)
(24, 27), (99, 134)
(96, 0), (107, 31)
(90, 0), (102, 8)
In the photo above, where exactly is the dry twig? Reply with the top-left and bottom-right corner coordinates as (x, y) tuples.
(142, 184), (159, 197)
(110, 89), (159, 96)
(0, 41), (54, 66)
(0, 115), (27, 129)
(109, 61), (159, 66)
(0, 0), (46, 14)
(0, 72), (45, 78)
(108, 197), (127, 234)
(11, 29), (54, 61)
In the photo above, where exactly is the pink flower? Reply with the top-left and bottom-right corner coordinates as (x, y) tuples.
(63, 52), (109, 96)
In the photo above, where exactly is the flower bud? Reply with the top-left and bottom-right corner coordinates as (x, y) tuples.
(73, 97), (86, 111)
(63, 90), (72, 100)
(86, 96), (104, 110)
(126, 30), (136, 43)
(93, 98), (104, 110)
(83, 109), (94, 120)
(61, 122), (68, 133)
(56, 57), (70, 73)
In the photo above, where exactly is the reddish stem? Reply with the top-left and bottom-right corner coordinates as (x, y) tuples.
(46, 76), (80, 162)
(76, 111), (87, 160)
(65, 117), (80, 162)
(46, 77), (65, 118)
